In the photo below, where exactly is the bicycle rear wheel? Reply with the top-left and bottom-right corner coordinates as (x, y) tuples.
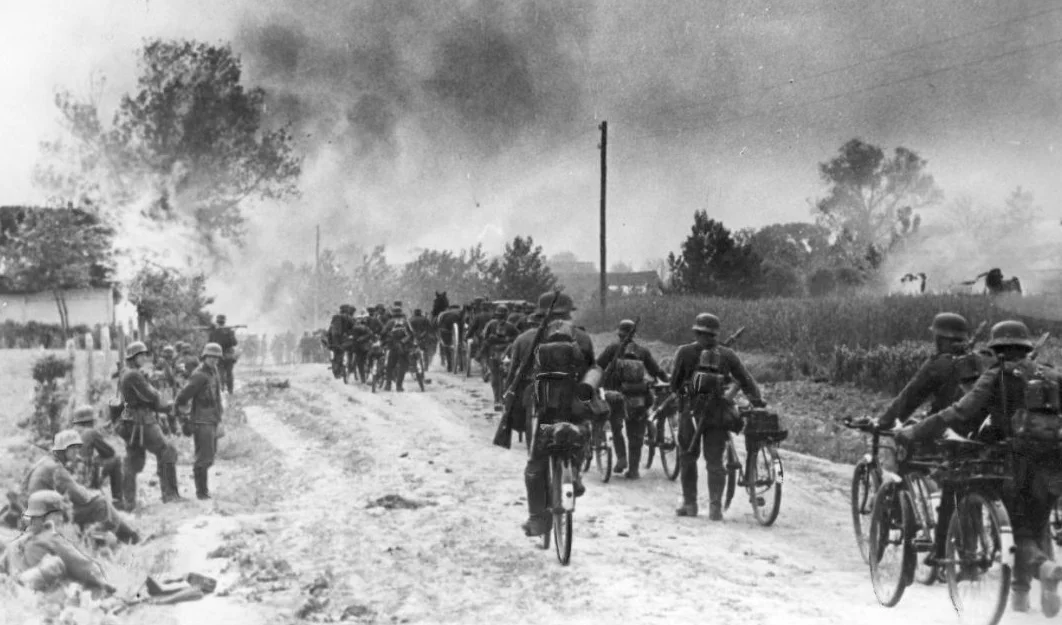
(724, 438), (740, 512)
(869, 481), (916, 607)
(658, 414), (680, 481)
(907, 474), (939, 585)
(747, 443), (783, 526)
(851, 458), (882, 564)
(945, 492), (1012, 625)
(552, 456), (574, 565)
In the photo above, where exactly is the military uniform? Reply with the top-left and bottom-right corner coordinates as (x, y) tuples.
(482, 310), (520, 408)
(22, 455), (138, 543)
(436, 306), (464, 372)
(350, 319), (375, 382)
(671, 314), (762, 520)
(208, 317), (239, 394)
(381, 311), (415, 391)
(175, 356), (223, 499)
(898, 321), (1062, 613)
(75, 427), (122, 506)
(118, 348), (180, 507)
(409, 310), (436, 369)
(514, 292), (595, 537)
(597, 326), (669, 478)
(1, 524), (112, 591)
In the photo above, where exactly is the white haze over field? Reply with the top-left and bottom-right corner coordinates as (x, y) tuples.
(2, 0), (1061, 326)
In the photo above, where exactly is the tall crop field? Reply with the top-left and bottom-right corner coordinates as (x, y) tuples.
(577, 293), (1062, 357)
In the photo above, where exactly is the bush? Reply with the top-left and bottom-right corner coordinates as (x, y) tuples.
(831, 341), (932, 394)
(22, 355), (74, 444)
(32, 354), (72, 385)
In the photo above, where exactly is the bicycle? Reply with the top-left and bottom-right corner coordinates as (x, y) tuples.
(643, 383), (680, 481)
(721, 403), (787, 527)
(405, 346), (427, 392)
(368, 347), (388, 393)
(845, 417), (943, 586)
(531, 420), (584, 566)
(582, 406), (613, 483)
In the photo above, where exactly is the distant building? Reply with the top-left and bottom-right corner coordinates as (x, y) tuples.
(0, 286), (117, 326)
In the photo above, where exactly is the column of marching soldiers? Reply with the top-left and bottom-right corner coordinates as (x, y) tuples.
(6, 286), (1062, 622)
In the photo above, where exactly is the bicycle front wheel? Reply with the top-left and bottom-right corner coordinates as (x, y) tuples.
(747, 443), (783, 526)
(852, 459), (883, 564)
(945, 492), (1012, 625)
(869, 481), (916, 607)
(658, 414), (680, 481)
(907, 474), (939, 585)
(724, 438), (740, 512)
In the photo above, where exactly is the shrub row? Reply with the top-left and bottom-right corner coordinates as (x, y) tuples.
(0, 321), (122, 349)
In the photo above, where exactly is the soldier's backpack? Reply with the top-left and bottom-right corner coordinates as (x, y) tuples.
(534, 321), (582, 414)
(1011, 361), (1062, 442)
(690, 347), (726, 398)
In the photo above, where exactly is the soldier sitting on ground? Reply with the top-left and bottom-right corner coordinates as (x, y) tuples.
(69, 406), (124, 511)
(0, 490), (117, 594)
(22, 430), (139, 544)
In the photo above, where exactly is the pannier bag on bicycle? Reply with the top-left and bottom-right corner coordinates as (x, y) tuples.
(1012, 362), (1062, 441)
(536, 421), (586, 455)
(743, 408), (788, 442)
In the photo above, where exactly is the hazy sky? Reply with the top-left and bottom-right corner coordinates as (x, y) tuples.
(2, 0), (1060, 272)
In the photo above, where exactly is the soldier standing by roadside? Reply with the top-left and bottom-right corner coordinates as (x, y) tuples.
(208, 315), (238, 394)
(117, 342), (181, 507)
(178, 342), (199, 381)
(597, 319), (670, 479)
(671, 314), (765, 520)
(481, 306), (519, 410)
(175, 343), (224, 500)
(381, 307), (414, 391)
(69, 406), (123, 510)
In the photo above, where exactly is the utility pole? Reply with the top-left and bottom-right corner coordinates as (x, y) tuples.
(598, 120), (608, 318)
(313, 225), (320, 330)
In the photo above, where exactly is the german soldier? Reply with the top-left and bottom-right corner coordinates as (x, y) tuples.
(381, 307), (414, 391)
(513, 291), (595, 537)
(117, 341), (181, 507)
(409, 308), (437, 369)
(481, 306), (520, 410)
(175, 343), (224, 500)
(69, 406), (123, 509)
(208, 314), (238, 394)
(597, 319), (670, 479)
(671, 313), (764, 520)
(0, 490), (117, 594)
(178, 342), (199, 380)
(22, 431), (139, 543)
(896, 321), (1062, 614)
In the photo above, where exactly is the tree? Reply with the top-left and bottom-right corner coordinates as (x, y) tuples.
(36, 39), (302, 249)
(1001, 185), (1041, 236)
(350, 246), (396, 306)
(744, 222), (834, 271)
(488, 236), (557, 299)
(126, 264), (213, 346)
(0, 206), (115, 338)
(399, 245), (492, 306)
(815, 139), (942, 265)
(666, 211), (763, 298)
(760, 261), (804, 298)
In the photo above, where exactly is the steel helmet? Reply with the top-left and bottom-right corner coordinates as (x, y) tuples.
(390, 307), (404, 316)
(216, 315), (226, 324)
(202, 342), (223, 358)
(51, 429), (82, 452)
(692, 313), (721, 335)
(125, 341), (149, 360)
(929, 313), (969, 340)
(987, 320), (1033, 349)
(413, 309), (422, 316)
(617, 319), (636, 335)
(507, 312), (523, 326)
(494, 306), (509, 317)
(339, 305), (351, 314)
(535, 291), (575, 315)
(24, 490), (64, 518)
(161, 345), (176, 356)
(70, 405), (95, 425)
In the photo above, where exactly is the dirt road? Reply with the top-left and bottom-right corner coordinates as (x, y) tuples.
(191, 363), (1044, 625)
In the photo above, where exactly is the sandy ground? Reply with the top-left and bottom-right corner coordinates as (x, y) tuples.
(1, 350), (1051, 624)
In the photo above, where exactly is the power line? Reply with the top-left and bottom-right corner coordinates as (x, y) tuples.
(616, 35), (1062, 144)
(652, 3), (1062, 120)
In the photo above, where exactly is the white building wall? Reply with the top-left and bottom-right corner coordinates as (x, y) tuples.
(0, 287), (115, 326)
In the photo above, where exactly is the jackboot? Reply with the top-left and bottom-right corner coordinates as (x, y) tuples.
(194, 468), (210, 500)
(626, 437), (642, 479)
(1010, 589), (1030, 613)
(121, 468), (138, 511)
(524, 468), (551, 536)
(114, 519), (141, 545)
(160, 464), (183, 503)
(676, 463), (699, 516)
(707, 471), (726, 521)
(1041, 561), (1062, 617)
(613, 447), (628, 474)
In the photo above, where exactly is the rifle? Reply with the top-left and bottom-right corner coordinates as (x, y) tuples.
(966, 320), (988, 350)
(685, 326), (747, 454)
(492, 289), (563, 449)
(601, 316), (640, 386)
(194, 325), (247, 331)
(1030, 332), (1051, 361)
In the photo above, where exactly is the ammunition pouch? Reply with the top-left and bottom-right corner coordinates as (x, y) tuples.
(620, 381), (650, 396)
(690, 370), (724, 397)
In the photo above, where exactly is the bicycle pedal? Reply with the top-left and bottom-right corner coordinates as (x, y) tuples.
(754, 497), (765, 506)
